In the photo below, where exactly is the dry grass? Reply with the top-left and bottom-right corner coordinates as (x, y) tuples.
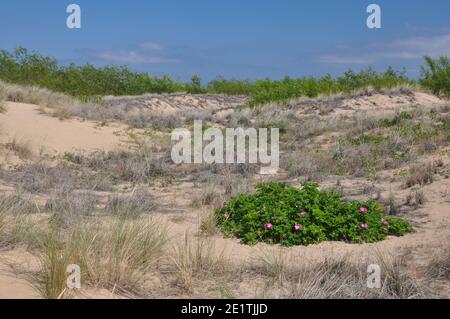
(170, 232), (227, 291)
(426, 246), (450, 281)
(405, 164), (435, 188)
(0, 80), (105, 122)
(34, 216), (168, 298)
(258, 252), (429, 299)
(0, 208), (6, 240)
(105, 187), (157, 218)
(406, 188), (427, 208)
(0, 104), (6, 114)
(0, 193), (43, 248)
(254, 247), (286, 283)
(65, 147), (172, 184)
(200, 210), (218, 236)
(0, 82), (246, 129)
(5, 137), (33, 159)
(2, 162), (80, 194)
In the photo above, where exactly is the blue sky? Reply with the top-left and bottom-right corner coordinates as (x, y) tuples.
(1, 0), (450, 81)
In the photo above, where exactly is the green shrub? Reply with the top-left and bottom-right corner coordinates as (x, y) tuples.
(420, 56), (450, 98)
(215, 182), (413, 246)
(0, 47), (187, 99)
(210, 68), (410, 106)
(0, 48), (413, 103)
(351, 134), (385, 145)
(261, 121), (287, 134)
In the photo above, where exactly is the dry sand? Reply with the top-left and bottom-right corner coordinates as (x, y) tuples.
(0, 102), (130, 157)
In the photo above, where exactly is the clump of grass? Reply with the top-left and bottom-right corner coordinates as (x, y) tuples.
(5, 138), (33, 159)
(0, 209), (6, 240)
(200, 210), (218, 236)
(170, 232), (227, 291)
(280, 253), (427, 299)
(0, 100), (7, 113)
(125, 111), (183, 130)
(0, 214), (44, 251)
(34, 227), (72, 299)
(255, 247), (286, 283)
(73, 148), (172, 183)
(405, 163), (435, 188)
(376, 251), (426, 298)
(34, 216), (168, 298)
(406, 189), (426, 208)
(44, 191), (99, 228)
(194, 189), (221, 207)
(0, 193), (40, 215)
(5, 162), (80, 194)
(0, 193), (44, 248)
(45, 191), (99, 216)
(284, 256), (364, 299)
(426, 246), (450, 281)
(105, 188), (156, 218)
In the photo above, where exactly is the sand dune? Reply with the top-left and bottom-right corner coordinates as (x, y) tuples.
(0, 102), (130, 156)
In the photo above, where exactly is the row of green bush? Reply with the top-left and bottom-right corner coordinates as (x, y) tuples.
(0, 48), (191, 98)
(215, 182), (413, 246)
(209, 68), (411, 106)
(0, 48), (448, 104)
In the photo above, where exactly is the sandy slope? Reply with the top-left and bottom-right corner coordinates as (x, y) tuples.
(0, 264), (39, 299)
(0, 91), (448, 298)
(0, 249), (40, 299)
(0, 102), (130, 157)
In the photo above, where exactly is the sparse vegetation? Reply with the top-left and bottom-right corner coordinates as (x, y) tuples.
(34, 216), (168, 298)
(5, 138), (33, 159)
(105, 188), (157, 218)
(171, 232), (227, 291)
(426, 245), (450, 281)
(405, 163), (435, 188)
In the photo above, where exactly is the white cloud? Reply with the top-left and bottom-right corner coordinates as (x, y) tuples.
(388, 34), (450, 58)
(317, 55), (375, 65)
(139, 42), (164, 51)
(318, 33), (450, 65)
(95, 50), (179, 64)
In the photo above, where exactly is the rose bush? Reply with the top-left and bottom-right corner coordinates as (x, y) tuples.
(215, 182), (413, 246)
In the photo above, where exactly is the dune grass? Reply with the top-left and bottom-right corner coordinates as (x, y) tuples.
(34, 216), (168, 298)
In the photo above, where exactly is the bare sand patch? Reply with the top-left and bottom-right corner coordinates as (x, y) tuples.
(0, 102), (130, 157)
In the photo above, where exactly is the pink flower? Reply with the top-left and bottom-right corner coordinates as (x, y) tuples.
(294, 224), (303, 231)
(299, 211), (306, 217)
(264, 223), (273, 230)
(360, 207), (368, 213)
(220, 202), (227, 209)
(382, 220), (389, 226)
(360, 223), (368, 229)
